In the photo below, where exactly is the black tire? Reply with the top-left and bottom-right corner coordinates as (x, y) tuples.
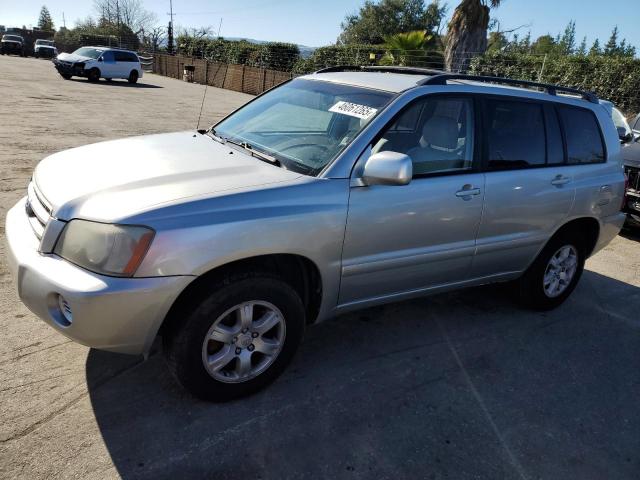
(127, 70), (139, 84)
(60, 73), (72, 80)
(87, 68), (100, 82)
(517, 231), (585, 310)
(105, 78), (112, 82)
(163, 274), (305, 401)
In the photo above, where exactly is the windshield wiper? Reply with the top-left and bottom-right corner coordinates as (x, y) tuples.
(225, 138), (282, 167)
(205, 128), (227, 144)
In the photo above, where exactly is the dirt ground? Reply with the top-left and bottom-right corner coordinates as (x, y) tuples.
(1, 55), (639, 480)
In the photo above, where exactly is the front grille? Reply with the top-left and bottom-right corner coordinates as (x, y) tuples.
(26, 182), (52, 239)
(626, 165), (640, 193)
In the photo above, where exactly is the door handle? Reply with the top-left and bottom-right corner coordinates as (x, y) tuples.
(455, 185), (481, 199)
(551, 175), (571, 186)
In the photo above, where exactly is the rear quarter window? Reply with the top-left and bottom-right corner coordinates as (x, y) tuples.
(557, 106), (605, 164)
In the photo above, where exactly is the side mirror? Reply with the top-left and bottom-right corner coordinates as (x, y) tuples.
(617, 126), (632, 144)
(362, 151), (413, 186)
(98, 56), (103, 62)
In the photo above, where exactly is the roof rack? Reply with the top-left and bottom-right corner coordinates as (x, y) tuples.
(314, 65), (447, 76)
(419, 73), (599, 104)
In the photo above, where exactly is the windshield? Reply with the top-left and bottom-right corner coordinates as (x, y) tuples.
(3, 35), (22, 42)
(36, 40), (54, 46)
(612, 107), (631, 136)
(213, 78), (393, 175)
(72, 47), (104, 59)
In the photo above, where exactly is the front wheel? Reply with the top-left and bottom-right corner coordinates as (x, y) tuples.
(128, 70), (139, 84)
(60, 73), (72, 80)
(87, 68), (100, 82)
(164, 275), (305, 401)
(517, 232), (585, 310)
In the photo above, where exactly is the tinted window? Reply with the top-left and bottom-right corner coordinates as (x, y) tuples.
(373, 97), (474, 176)
(102, 51), (115, 62)
(114, 51), (131, 62)
(558, 106), (605, 164)
(486, 100), (546, 169)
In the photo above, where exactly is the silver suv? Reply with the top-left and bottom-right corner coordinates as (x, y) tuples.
(5, 67), (626, 401)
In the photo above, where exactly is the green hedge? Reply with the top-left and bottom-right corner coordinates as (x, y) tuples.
(470, 52), (640, 114)
(177, 37), (301, 72)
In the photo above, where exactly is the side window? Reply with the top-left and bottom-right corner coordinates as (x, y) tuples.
(545, 106), (564, 165)
(114, 51), (134, 62)
(126, 52), (139, 62)
(557, 106), (605, 164)
(372, 97), (474, 176)
(486, 99), (546, 169)
(102, 51), (115, 62)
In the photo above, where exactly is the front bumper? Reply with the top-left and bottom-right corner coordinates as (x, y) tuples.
(1, 43), (22, 53)
(5, 198), (193, 355)
(53, 60), (88, 77)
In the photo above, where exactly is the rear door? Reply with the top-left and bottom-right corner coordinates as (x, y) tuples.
(472, 97), (576, 277)
(340, 95), (485, 305)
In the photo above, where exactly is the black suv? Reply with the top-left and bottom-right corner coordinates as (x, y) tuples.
(0, 35), (25, 56)
(623, 140), (640, 227)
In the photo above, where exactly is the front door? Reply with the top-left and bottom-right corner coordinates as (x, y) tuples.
(339, 95), (484, 306)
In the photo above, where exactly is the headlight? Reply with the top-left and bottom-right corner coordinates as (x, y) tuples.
(54, 220), (155, 277)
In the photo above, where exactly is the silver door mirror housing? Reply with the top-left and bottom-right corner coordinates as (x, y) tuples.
(362, 151), (413, 186)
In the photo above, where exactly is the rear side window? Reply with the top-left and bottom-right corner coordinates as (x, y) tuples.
(486, 99), (546, 169)
(557, 106), (605, 164)
(114, 51), (138, 62)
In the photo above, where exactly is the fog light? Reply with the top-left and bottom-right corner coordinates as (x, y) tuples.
(57, 295), (73, 326)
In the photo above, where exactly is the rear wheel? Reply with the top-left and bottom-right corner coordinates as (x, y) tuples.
(164, 274), (305, 401)
(60, 73), (72, 80)
(127, 70), (139, 84)
(87, 68), (100, 82)
(517, 232), (585, 310)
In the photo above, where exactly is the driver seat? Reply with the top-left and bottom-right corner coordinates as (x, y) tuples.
(407, 115), (463, 174)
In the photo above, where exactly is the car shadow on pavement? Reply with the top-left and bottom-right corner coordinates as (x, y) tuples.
(86, 270), (640, 480)
(68, 79), (163, 88)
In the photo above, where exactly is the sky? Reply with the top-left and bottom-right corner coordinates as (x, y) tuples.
(0, 0), (638, 49)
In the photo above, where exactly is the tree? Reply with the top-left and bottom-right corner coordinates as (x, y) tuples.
(444, 0), (504, 72)
(383, 30), (433, 65)
(487, 31), (508, 52)
(531, 35), (556, 55)
(144, 25), (165, 52)
(603, 26), (618, 56)
(37, 5), (54, 31)
(338, 0), (447, 45)
(93, 0), (157, 35)
(576, 36), (587, 56)
(589, 38), (601, 56)
(558, 20), (576, 55)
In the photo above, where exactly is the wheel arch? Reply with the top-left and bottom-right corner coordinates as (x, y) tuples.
(551, 216), (600, 258)
(159, 253), (323, 339)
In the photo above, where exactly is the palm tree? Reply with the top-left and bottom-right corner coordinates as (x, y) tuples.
(444, 0), (503, 72)
(383, 30), (435, 67)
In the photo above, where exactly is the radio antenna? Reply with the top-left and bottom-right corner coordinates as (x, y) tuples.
(196, 80), (209, 131)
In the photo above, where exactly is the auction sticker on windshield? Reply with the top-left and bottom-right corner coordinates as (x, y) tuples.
(329, 101), (378, 120)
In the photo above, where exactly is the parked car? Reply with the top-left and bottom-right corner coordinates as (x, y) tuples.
(599, 101), (640, 228)
(622, 139), (640, 227)
(630, 113), (640, 140)
(0, 34), (24, 56)
(34, 39), (57, 58)
(53, 46), (143, 83)
(5, 68), (626, 401)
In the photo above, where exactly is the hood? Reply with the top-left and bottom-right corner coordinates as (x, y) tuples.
(56, 52), (93, 62)
(34, 131), (303, 221)
(36, 45), (56, 49)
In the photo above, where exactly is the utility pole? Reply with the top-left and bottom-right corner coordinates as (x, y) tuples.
(217, 18), (223, 38)
(167, 0), (175, 54)
(62, 12), (66, 29)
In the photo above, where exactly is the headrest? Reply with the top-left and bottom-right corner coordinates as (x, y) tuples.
(421, 115), (459, 150)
